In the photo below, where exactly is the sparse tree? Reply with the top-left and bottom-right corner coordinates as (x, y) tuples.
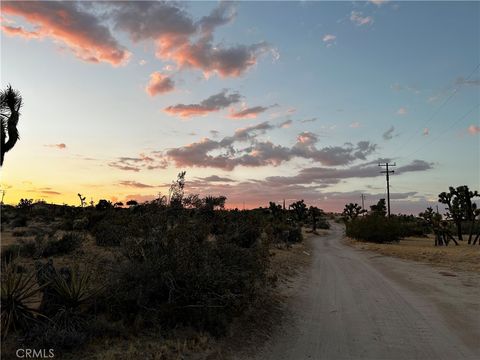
(1, 85), (22, 166)
(126, 199), (138, 207)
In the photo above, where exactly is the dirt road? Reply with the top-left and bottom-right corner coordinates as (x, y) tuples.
(240, 224), (480, 360)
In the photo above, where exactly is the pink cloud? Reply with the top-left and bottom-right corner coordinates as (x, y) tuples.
(145, 72), (175, 96)
(111, 2), (273, 78)
(467, 125), (480, 135)
(2, 1), (130, 66)
(396, 107), (408, 115)
(423, 128), (429, 136)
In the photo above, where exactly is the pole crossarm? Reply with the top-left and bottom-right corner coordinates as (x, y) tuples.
(378, 162), (396, 217)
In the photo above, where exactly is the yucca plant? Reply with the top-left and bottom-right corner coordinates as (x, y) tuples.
(48, 267), (102, 330)
(1, 263), (47, 338)
(50, 268), (99, 310)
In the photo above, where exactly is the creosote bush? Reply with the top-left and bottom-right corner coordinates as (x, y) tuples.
(42, 233), (82, 257)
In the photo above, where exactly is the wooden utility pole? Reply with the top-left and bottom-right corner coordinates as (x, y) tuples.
(361, 194), (365, 211)
(379, 162), (396, 217)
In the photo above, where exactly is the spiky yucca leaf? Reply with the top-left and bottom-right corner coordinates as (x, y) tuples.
(1, 263), (48, 338)
(49, 268), (101, 311)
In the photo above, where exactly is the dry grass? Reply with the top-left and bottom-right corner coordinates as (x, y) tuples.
(348, 235), (480, 273)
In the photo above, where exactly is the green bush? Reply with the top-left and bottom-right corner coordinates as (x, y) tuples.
(266, 222), (303, 244)
(103, 214), (269, 335)
(346, 216), (401, 243)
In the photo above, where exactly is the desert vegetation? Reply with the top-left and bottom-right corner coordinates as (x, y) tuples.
(0, 172), (329, 358)
(345, 185), (479, 273)
(343, 185), (479, 246)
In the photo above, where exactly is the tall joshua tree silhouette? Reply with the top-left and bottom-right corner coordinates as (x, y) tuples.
(1, 85), (22, 166)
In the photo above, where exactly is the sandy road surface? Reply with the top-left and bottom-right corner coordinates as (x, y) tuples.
(240, 224), (479, 360)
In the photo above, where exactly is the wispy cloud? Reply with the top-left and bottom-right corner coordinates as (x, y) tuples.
(382, 126), (397, 140)
(165, 90), (241, 118)
(369, 0), (389, 6)
(45, 143), (67, 150)
(278, 119), (293, 128)
(118, 181), (156, 188)
(350, 121), (361, 128)
(229, 105), (272, 119)
(396, 107), (408, 116)
(322, 34), (336, 47)
(350, 11), (374, 26)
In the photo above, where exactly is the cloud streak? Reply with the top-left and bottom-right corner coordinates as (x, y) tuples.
(164, 90), (241, 118)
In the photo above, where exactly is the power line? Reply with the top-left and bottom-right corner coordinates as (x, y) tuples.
(401, 103), (479, 160)
(390, 62), (480, 158)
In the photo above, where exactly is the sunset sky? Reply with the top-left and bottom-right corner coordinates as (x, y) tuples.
(1, 1), (479, 213)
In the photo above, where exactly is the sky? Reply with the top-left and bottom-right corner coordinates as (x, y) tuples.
(1, 0), (479, 213)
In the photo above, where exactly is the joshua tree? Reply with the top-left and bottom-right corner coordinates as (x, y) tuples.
(1, 85), (22, 166)
(290, 200), (308, 222)
(438, 186), (478, 242)
(342, 203), (364, 222)
(77, 193), (87, 208)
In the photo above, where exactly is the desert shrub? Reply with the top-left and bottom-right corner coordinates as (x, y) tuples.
(23, 323), (88, 352)
(395, 215), (429, 237)
(59, 217), (74, 231)
(10, 216), (27, 228)
(12, 230), (27, 237)
(72, 217), (88, 231)
(1, 241), (37, 262)
(346, 216), (401, 243)
(266, 222), (303, 244)
(42, 233), (82, 257)
(104, 215), (269, 335)
(92, 217), (128, 246)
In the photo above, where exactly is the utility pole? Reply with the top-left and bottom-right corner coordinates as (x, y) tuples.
(379, 162), (396, 218)
(361, 194), (365, 211)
